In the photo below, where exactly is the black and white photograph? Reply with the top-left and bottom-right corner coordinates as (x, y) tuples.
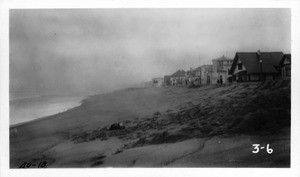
(1, 1), (300, 176)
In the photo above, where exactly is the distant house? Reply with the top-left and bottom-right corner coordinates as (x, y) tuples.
(194, 67), (201, 86)
(228, 51), (284, 82)
(198, 65), (213, 85)
(164, 75), (171, 86)
(152, 78), (164, 87)
(170, 70), (186, 86)
(279, 54), (291, 80)
(186, 68), (200, 86)
(212, 55), (233, 84)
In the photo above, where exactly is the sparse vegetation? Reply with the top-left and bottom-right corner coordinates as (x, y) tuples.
(11, 80), (290, 167)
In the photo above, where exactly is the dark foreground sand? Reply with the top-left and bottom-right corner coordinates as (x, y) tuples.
(10, 80), (291, 168)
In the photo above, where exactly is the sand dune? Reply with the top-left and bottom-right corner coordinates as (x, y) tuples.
(10, 80), (290, 168)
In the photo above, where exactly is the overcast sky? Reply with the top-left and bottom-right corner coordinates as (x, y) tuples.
(10, 9), (291, 98)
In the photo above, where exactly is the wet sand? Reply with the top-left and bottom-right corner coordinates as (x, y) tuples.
(10, 96), (83, 125)
(10, 81), (291, 168)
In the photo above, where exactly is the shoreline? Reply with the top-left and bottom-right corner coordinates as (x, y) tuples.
(9, 87), (142, 128)
(10, 103), (83, 128)
(9, 95), (87, 128)
(10, 81), (291, 167)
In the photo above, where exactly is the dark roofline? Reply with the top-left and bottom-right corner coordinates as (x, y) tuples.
(170, 69), (186, 77)
(200, 64), (213, 67)
(229, 53), (239, 75)
(229, 51), (284, 75)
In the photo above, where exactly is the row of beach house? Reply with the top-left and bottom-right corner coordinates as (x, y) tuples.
(152, 50), (291, 87)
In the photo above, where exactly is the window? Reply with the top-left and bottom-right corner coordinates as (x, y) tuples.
(218, 61), (223, 69)
(238, 63), (243, 70)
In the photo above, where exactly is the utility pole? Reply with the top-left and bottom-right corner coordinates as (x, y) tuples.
(260, 59), (263, 82)
(257, 50), (263, 82)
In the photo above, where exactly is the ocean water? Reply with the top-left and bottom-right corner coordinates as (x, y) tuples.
(10, 95), (84, 125)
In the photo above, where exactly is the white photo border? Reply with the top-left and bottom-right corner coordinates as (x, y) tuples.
(1, 1), (299, 177)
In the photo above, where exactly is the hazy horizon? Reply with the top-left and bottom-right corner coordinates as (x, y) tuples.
(10, 9), (291, 98)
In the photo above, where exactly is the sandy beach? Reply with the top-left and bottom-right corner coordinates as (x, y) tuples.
(10, 80), (290, 168)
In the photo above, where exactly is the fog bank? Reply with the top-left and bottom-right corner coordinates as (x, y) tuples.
(10, 9), (291, 98)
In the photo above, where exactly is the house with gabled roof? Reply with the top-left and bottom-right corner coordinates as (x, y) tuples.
(170, 70), (186, 86)
(228, 51), (284, 82)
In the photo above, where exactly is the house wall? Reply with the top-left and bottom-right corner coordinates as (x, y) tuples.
(158, 80), (164, 87)
(201, 72), (212, 84)
(222, 61), (233, 72)
(211, 72), (218, 84)
(212, 60), (218, 76)
(212, 60), (233, 84)
(212, 60), (218, 84)
(185, 68), (199, 86)
(250, 74), (260, 81)
(153, 78), (164, 87)
(170, 77), (185, 86)
(233, 73), (259, 82)
(212, 71), (230, 84)
(281, 65), (291, 80)
(194, 70), (201, 85)
(233, 58), (246, 75)
(265, 74), (274, 80)
(236, 73), (278, 82)
(164, 76), (171, 86)
(281, 58), (291, 80)
(236, 74), (248, 82)
(200, 66), (212, 85)
(206, 74), (212, 84)
(170, 77), (176, 86)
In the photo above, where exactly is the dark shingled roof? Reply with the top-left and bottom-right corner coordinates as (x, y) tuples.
(170, 70), (186, 77)
(229, 52), (284, 75)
